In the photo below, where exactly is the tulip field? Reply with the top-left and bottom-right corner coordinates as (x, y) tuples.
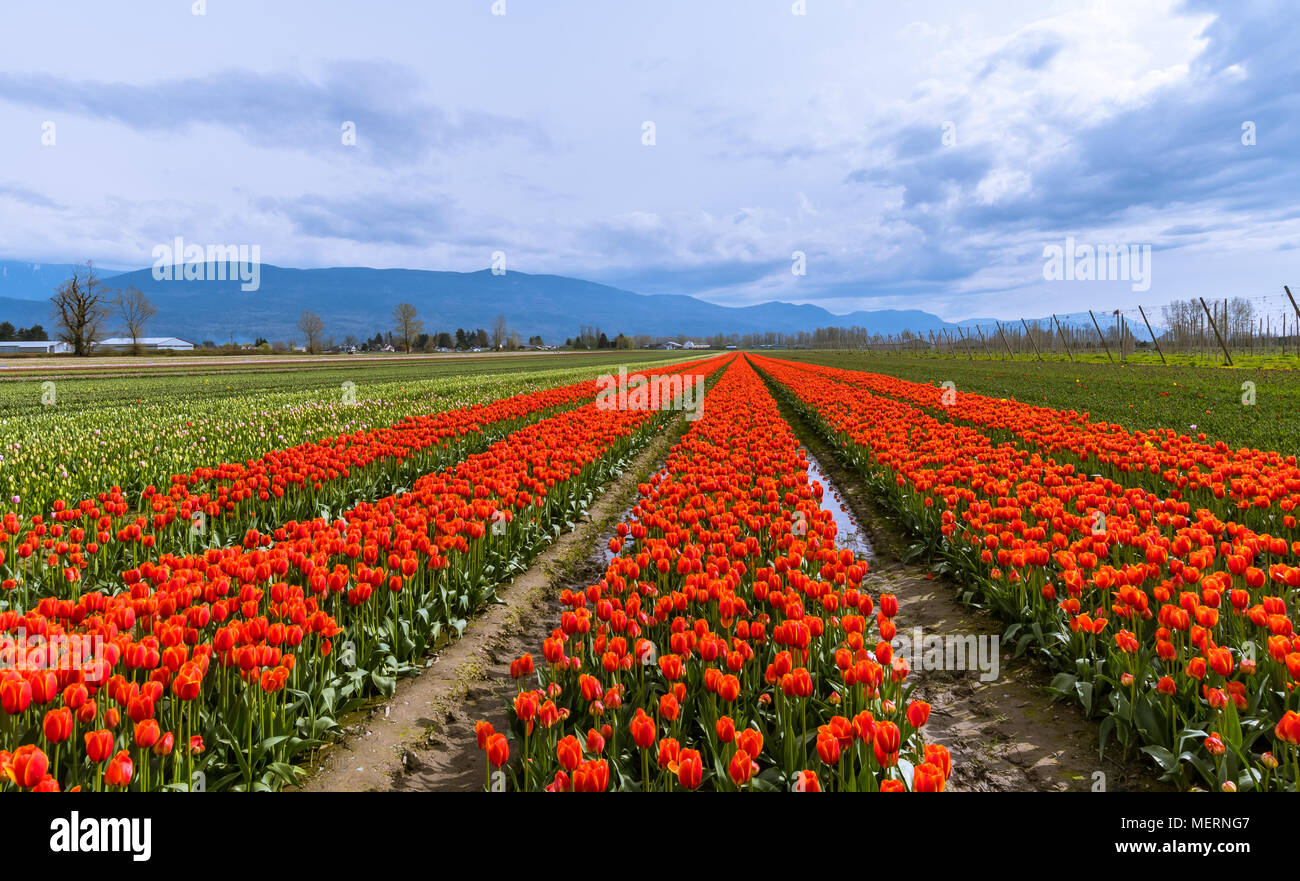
(2, 350), (1298, 792)
(473, 357), (943, 792)
(749, 354), (1300, 792)
(0, 353), (715, 790)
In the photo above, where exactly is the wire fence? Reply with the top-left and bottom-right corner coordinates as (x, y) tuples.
(804, 287), (1300, 365)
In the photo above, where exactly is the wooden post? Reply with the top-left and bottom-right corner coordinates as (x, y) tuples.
(973, 324), (996, 360)
(1286, 285), (1300, 323)
(941, 329), (958, 358)
(1019, 318), (1043, 361)
(1199, 296), (1234, 366)
(1137, 304), (1166, 364)
(1089, 310), (1114, 363)
(1052, 314), (1075, 362)
(994, 320), (1016, 359)
(955, 326), (974, 360)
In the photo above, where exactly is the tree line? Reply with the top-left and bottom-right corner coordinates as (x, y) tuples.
(0, 322), (48, 341)
(292, 306), (537, 355)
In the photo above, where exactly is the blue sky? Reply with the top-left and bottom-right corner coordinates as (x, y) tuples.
(0, 0), (1295, 320)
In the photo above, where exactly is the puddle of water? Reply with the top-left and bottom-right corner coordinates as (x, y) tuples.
(798, 444), (875, 560)
(601, 496), (640, 565)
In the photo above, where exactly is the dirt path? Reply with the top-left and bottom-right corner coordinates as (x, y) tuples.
(780, 394), (1166, 792)
(300, 416), (684, 792)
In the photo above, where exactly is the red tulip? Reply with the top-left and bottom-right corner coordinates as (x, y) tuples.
(906, 700), (931, 729)
(816, 730), (841, 765)
(556, 735), (582, 772)
(913, 762), (946, 792)
(728, 748), (754, 787)
(105, 750), (134, 787)
(573, 759), (609, 793)
(43, 707), (73, 744)
(924, 743), (952, 779)
(0, 677), (32, 715)
(676, 748), (703, 790)
(873, 721), (901, 767)
(84, 729), (114, 763)
(629, 709), (656, 750)
(7, 744), (49, 788)
(152, 731), (175, 757)
(134, 719), (161, 750)
(486, 733), (509, 768)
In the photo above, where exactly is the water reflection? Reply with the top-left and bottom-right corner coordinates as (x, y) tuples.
(799, 444), (874, 560)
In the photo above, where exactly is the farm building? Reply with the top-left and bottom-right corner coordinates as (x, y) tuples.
(96, 337), (196, 352)
(0, 340), (72, 354)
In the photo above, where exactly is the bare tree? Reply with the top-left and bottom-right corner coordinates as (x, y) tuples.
(492, 314), (509, 350)
(297, 310), (324, 354)
(51, 261), (110, 356)
(393, 302), (422, 354)
(112, 286), (157, 355)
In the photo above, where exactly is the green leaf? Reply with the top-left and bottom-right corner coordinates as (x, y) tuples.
(1098, 715), (1116, 759)
(1048, 672), (1077, 698)
(1075, 680), (1094, 716)
(1141, 744), (1178, 772)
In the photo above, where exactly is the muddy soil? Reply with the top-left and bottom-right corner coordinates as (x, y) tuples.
(300, 417), (685, 793)
(785, 403), (1167, 792)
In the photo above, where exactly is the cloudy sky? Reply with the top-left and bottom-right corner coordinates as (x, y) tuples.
(0, 0), (1294, 320)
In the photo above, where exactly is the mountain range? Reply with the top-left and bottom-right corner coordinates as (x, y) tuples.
(0, 259), (1088, 343)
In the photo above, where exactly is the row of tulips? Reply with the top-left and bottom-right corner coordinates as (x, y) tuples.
(1, 366), (593, 521)
(784, 359), (1300, 541)
(474, 357), (951, 792)
(753, 354), (1300, 791)
(0, 359), (724, 791)
(0, 357), (716, 607)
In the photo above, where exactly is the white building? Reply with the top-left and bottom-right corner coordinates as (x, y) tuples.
(0, 340), (72, 354)
(96, 337), (196, 352)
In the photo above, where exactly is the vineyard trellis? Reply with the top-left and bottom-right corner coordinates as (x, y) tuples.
(784, 287), (1300, 364)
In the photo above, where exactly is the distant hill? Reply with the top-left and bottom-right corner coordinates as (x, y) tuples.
(0, 262), (961, 343)
(0, 296), (48, 330)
